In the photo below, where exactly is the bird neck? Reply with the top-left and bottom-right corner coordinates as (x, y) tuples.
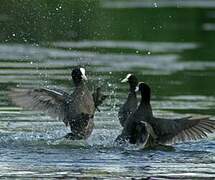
(128, 89), (136, 95)
(140, 90), (150, 104)
(73, 80), (84, 87)
(139, 102), (153, 118)
(139, 92), (152, 115)
(129, 84), (137, 92)
(127, 91), (137, 102)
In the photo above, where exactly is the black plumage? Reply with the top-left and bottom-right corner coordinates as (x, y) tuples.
(118, 74), (138, 127)
(116, 82), (215, 147)
(9, 67), (106, 140)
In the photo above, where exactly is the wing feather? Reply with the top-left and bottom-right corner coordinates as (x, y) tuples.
(154, 117), (215, 144)
(9, 88), (71, 125)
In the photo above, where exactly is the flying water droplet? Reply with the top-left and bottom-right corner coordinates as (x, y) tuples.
(108, 83), (112, 87)
(154, 2), (158, 8)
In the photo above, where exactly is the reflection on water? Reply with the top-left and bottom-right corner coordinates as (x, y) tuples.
(53, 40), (198, 52)
(102, 0), (215, 9)
(0, 0), (215, 179)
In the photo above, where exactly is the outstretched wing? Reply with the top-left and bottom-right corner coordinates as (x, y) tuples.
(9, 88), (72, 126)
(153, 116), (215, 144)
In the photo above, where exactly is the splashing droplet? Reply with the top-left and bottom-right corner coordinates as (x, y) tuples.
(154, 2), (158, 8)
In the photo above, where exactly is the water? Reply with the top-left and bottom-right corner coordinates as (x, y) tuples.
(0, 0), (215, 179)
